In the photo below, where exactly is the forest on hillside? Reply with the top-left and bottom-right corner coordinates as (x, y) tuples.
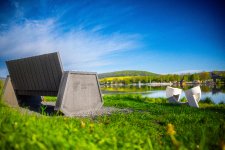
(98, 70), (158, 78)
(99, 71), (225, 84)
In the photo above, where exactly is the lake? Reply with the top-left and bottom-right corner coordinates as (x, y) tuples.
(101, 84), (225, 104)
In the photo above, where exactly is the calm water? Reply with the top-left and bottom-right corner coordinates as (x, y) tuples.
(101, 85), (225, 104)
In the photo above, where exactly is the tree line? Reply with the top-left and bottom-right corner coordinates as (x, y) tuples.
(100, 72), (225, 84)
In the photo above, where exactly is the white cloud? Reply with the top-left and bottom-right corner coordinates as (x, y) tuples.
(0, 18), (140, 76)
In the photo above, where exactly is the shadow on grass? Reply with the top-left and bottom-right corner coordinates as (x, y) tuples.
(19, 101), (63, 116)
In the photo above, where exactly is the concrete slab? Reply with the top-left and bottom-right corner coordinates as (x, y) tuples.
(55, 71), (103, 116)
(2, 76), (19, 107)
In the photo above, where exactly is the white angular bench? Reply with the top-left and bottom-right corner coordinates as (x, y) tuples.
(166, 86), (201, 108)
(166, 86), (188, 104)
(184, 86), (201, 108)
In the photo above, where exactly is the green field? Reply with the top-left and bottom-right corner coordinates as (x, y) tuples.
(0, 93), (225, 150)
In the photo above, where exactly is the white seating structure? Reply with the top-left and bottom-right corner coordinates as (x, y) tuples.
(166, 86), (182, 103)
(184, 86), (201, 108)
(166, 86), (201, 108)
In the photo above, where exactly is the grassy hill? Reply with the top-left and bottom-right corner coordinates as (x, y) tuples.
(0, 77), (225, 149)
(98, 70), (158, 79)
(0, 94), (225, 149)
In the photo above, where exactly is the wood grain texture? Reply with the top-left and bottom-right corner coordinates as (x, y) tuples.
(6, 52), (63, 96)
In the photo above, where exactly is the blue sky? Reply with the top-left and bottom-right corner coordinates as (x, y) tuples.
(0, 0), (225, 76)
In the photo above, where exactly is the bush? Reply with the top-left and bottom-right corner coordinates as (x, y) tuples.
(218, 101), (225, 105)
(180, 97), (187, 102)
(200, 97), (215, 104)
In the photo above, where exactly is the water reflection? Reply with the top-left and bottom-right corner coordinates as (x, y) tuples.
(101, 85), (225, 104)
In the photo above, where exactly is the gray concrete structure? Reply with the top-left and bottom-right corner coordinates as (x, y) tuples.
(3, 52), (103, 116)
(55, 71), (103, 116)
(2, 76), (19, 107)
(2, 76), (42, 110)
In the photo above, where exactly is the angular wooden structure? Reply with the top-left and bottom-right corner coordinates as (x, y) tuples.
(6, 52), (63, 96)
(2, 52), (103, 115)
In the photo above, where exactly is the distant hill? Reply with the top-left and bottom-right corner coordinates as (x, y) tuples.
(98, 70), (158, 79)
(98, 70), (225, 79)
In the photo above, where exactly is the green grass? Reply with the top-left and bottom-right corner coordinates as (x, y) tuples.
(43, 96), (57, 102)
(0, 94), (225, 150)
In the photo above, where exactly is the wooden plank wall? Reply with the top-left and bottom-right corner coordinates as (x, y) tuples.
(6, 52), (63, 96)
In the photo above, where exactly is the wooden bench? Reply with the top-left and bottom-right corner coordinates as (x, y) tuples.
(2, 52), (103, 116)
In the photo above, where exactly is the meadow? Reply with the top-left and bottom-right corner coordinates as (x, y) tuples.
(0, 93), (225, 150)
